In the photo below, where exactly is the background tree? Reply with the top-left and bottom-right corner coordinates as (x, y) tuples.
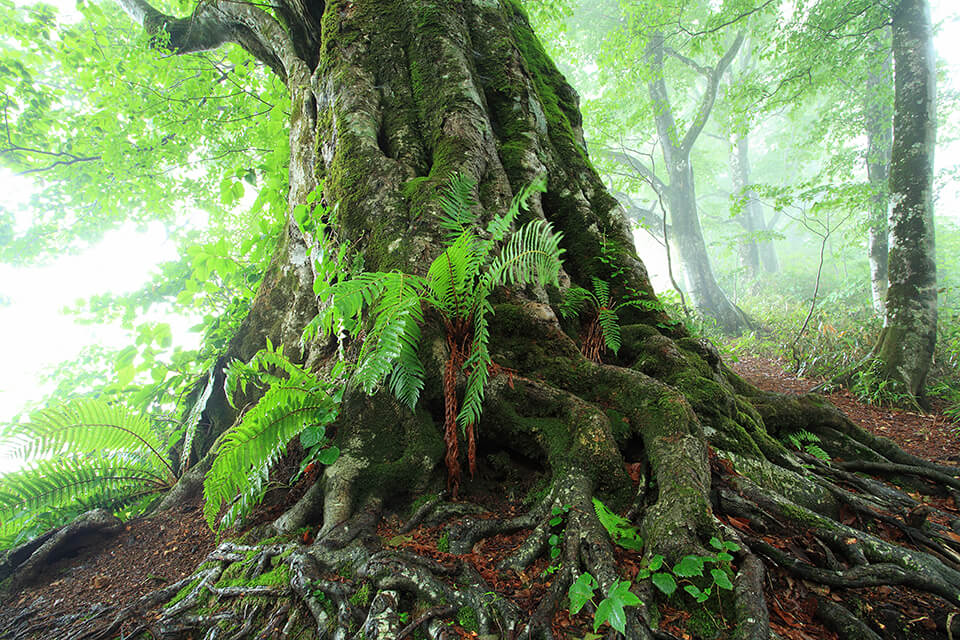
(873, 0), (939, 399)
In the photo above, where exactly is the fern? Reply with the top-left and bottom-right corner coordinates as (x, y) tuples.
(560, 276), (645, 361)
(785, 430), (830, 461)
(0, 398), (184, 549)
(315, 173), (563, 495)
(203, 343), (342, 530)
(592, 497), (644, 551)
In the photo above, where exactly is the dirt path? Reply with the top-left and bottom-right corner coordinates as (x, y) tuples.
(731, 353), (960, 466)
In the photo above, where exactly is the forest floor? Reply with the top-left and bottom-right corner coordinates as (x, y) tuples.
(1, 355), (959, 640)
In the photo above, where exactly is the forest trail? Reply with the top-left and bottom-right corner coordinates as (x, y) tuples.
(2, 355), (959, 640)
(732, 354), (960, 466)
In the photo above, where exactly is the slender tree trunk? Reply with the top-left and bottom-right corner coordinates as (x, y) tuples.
(730, 131), (761, 280)
(865, 41), (893, 316)
(873, 0), (937, 399)
(646, 31), (747, 333)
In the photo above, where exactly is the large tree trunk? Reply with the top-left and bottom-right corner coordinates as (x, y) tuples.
(873, 0), (937, 399)
(865, 41), (893, 316)
(9, 2), (960, 639)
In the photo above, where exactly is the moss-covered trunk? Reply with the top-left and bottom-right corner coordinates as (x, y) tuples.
(873, 0), (937, 399)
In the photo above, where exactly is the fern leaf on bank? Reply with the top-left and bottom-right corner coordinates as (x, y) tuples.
(0, 454), (169, 537)
(559, 286), (597, 319)
(1, 399), (173, 480)
(597, 308), (623, 354)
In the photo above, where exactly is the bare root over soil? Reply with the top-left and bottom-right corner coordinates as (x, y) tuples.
(3, 313), (960, 640)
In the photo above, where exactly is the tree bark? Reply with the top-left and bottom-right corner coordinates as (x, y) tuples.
(874, 0), (937, 398)
(865, 39), (893, 316)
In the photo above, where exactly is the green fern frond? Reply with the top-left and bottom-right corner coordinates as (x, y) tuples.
(1, 399), (175, 482)
(354, 273), (427, 397)
(591, 277), (611, 307)
(437, 173), (479, 241)
(559, 287), (597, 319)
(457, 296), (495, 431)
(484, 219), (564, 290)
(484, 174), (547, 249)
(388, 314), (426, 409)
(597, 308), (622, 354)
(427, 233), (477, 318)
(592, 497), (644, 550)
(0, 453), (170, 531)
(203, 350), (341, 530)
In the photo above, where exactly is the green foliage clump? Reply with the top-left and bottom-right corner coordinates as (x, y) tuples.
(575, 500), (740, 633)
(202, 342), (342, 530)
(784, 430), (830, 462)
(0, 399), (184, 549)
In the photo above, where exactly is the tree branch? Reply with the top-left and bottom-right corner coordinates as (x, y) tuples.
(612, 190), (664, 241)
(594, 144), (668, 196)
(663, 46), (711, 77)
(115, 0), (309, 83)
(679, 31), (745, 156)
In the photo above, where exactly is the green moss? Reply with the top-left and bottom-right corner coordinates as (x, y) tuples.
(604, 409), (631, 441)
(437, 531), (450, 553)
(349, 581), (372, 607)
(456, 605), (479, 632)
(218, 562), (290, 588)
(165, 577), (201, 608)
(685, 606), (723, 639)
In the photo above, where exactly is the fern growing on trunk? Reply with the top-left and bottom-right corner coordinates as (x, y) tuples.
(202, 342), (343, 530)
(559, 277), (644, 362)
(0, 399), (184, 549)
(313, 174), (563, 495)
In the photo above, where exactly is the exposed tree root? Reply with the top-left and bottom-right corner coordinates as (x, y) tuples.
(7, 315), (960, 640)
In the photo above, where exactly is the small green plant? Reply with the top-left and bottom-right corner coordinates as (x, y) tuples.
(577, 499), (740, 631)
(437, 531), (450, 553)
(202, 342), (343, 530)
(0, 398), (191, 549)
(543, 504), (570, 575)
(569, 573), (642, 634)
(851, 360), (913, 407)
(592, 497), (643, 551)
(312, 173), (563, 495)
(560, 277), (646, 362)
(784, 429), (829, 461)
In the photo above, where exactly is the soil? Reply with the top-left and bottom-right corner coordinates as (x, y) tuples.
(1, 355), (958, 639)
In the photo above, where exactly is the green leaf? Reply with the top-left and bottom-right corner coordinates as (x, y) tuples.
(683, 584), (702, 599)
(651, 571), (677, 595)
(673, 555), (705, 578)
(300, 425), (324, 448)
(711, 568), (734, 590)
(594, 596), (624, 633)
(568, 572), (598, 615)
(315, 446), (340, 465)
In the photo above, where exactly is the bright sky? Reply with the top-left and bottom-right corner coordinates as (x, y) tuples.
(0, 0), (958, 430)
